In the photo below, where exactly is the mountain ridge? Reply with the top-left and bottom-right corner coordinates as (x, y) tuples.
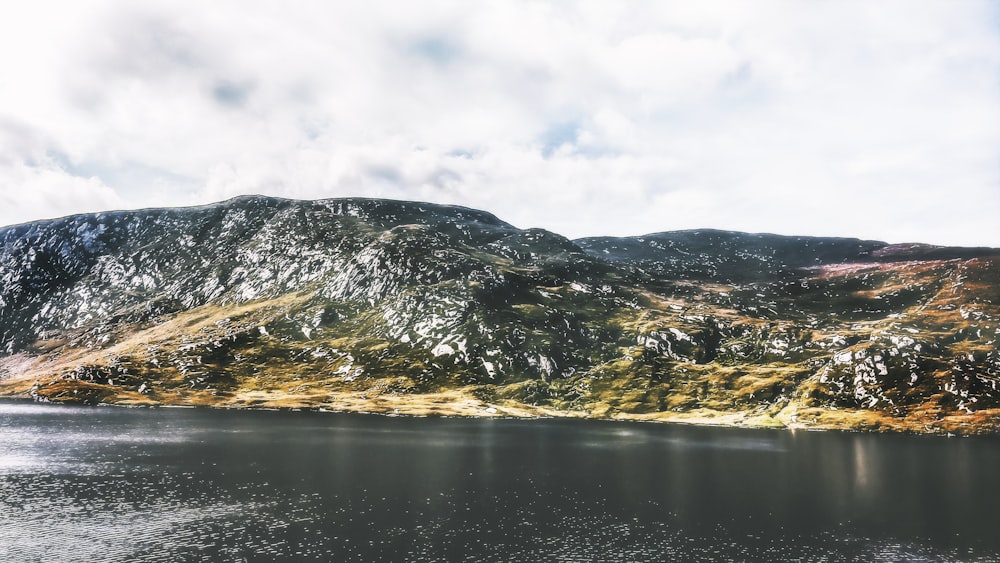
(1, 196), (998, 434)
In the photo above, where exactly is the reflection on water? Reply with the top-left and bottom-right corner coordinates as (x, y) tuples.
(1, 401), (999, 561)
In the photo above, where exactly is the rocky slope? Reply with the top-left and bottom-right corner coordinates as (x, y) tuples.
(1, 196), (998, 434)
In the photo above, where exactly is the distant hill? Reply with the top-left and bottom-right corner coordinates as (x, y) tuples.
(1, 196), (998, 434)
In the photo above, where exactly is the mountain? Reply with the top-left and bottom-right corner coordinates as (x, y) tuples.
(1, 196), (998, 434)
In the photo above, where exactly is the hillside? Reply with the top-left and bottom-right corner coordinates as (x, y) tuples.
(1, 196), (998, 434)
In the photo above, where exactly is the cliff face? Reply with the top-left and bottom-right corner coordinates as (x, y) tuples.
(1, 196), (998, 433)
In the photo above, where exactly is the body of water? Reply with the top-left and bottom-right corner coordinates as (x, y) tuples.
(1, 401), (999, 561)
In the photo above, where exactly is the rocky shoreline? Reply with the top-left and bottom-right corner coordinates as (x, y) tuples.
(5, 382), (998, 436)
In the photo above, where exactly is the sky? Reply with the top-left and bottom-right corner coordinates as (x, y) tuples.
(0, 1), (998, 246)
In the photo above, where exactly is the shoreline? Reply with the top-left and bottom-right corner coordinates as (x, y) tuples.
(3, 388), (997, 437)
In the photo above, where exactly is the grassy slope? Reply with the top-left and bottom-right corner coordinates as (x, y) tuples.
(3, 255), (998, 435)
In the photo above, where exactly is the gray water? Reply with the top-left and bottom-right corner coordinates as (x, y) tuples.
(1, 401), (999, 561)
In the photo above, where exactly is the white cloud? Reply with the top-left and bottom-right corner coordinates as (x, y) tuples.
(0, 118), (123, 225)
(0, 0), (997, 246)
(0, 164), (123, 227)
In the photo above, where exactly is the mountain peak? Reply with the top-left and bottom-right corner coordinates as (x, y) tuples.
(1, 197), (998, 434)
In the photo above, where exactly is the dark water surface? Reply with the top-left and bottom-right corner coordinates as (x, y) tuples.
(2, 401), (999, 561)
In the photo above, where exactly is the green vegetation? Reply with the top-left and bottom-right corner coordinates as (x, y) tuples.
(0, 197), (998, 434)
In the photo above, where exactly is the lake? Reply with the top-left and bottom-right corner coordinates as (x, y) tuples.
(1, 401), (998, 561)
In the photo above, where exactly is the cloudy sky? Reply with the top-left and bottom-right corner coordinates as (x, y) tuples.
(1, 1), (998, 246)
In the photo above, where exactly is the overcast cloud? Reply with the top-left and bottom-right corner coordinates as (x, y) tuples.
(0, 1), (998, 246)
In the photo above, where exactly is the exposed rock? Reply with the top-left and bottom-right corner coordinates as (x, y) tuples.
(1, 196), (998, 433)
